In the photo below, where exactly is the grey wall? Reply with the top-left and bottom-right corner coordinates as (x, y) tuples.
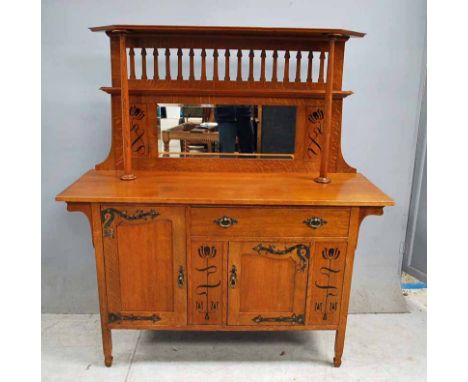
(42, 0), (426, 313)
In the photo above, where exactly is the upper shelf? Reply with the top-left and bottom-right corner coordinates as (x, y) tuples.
(100, 86), (353, 99)
(89, 25), (365, 39)
(94, 25), (360, 93)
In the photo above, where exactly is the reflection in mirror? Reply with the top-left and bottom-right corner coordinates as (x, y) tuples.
(157, 104), (296, 159)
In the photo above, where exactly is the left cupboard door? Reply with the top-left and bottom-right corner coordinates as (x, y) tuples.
(101, 205), (187, 327)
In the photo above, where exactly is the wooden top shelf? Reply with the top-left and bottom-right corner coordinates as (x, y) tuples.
(56, 170), (393, 207)
(100, 86), (353, 99)
(89, 25), (365, 39)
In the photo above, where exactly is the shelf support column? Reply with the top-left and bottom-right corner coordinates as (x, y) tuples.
(118, 32), (136, 181)
(314, 36), (336, 184)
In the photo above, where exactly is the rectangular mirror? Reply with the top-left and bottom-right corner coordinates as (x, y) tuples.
(157, 104), (296, 159)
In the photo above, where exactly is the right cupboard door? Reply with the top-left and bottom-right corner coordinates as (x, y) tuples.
(227, 241), (311, 326)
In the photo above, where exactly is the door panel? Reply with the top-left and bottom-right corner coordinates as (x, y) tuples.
(228, 241), (310, 326)
(188, 241), (226, 325)
(308, 241), (347, 325)
(117, 221), (174, 312)
(102, 205), (186, 326)
(239, 255), (295, 313)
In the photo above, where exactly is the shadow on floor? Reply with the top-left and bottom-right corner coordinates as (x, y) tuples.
(130, 330), (333, 364)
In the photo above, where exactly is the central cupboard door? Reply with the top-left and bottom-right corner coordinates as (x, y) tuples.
(228, 241), (311, 326)
(101, 205), (186, 326)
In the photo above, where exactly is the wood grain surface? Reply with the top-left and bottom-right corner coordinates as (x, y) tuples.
(56, 170), (394, 206)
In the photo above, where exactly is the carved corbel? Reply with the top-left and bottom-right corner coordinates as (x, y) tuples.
(66, 202), (94, 247)
(358, 206), (384, 228)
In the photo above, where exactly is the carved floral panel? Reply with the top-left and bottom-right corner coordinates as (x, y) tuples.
(189, 241), (225, 325)
(309, 241), (347, 324)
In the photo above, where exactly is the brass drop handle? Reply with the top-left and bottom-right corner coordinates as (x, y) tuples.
(214, 216), (238, 229)
(229, 265), (237, 288)
(177, 266), (185, 288)
(303, 216), (327, 229)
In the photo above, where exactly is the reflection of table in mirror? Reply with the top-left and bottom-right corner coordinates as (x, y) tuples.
(161, 122), (219, 155)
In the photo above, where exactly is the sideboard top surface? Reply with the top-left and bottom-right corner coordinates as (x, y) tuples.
(56, 170), (393, 207)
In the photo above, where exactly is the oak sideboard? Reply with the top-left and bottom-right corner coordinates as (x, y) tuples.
(56, 25), (394, 367)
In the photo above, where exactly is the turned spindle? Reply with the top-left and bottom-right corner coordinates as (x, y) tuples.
(283, 50), (290, 82)
(201, 48), (207, 81)
(272, 50), (278, 82)
(260, 50), (266, 82)
(295, 51), (302, 82)
(189, 48), (195, 80)
(141, 48), (147, 80)
(307, 51), (313, 83)
(177, 48), (183, 80)
(213, 49), (219, 81)
(224, 49), (230, 81)
(248, 49), (254, 82)
(129, 47), (136, 80)
(236, 49), (242, 81)
(153, 48), (159, 80)
(165, 48), (171, 80)
(318, 51), (325, 83)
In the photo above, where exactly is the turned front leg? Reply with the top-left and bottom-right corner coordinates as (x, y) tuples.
(334, 323), (347, 367)
(102, 324), (113, 367)
(332, 207), (362, 367)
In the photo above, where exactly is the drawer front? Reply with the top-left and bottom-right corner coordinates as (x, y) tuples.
(190, 207), (350, 237)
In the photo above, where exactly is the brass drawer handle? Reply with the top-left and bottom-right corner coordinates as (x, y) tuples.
(303, 216), (327, 229)
(214, 216), (238, 228)
(177, 266), (185, 288)
(229, 265), (237, 288)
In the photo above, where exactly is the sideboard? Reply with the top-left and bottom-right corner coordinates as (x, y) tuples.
(56, 25), (394, 367)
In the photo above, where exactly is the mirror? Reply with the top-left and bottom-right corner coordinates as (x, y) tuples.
(157, 104), (296, 158)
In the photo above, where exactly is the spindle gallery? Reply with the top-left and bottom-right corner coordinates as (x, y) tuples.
(56, 25), (393, 367)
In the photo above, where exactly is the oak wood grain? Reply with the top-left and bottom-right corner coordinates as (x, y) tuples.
(227, 241), (310, 326)
(56, 170), (394, 207)
(190, 207), (350, 237)
(102, 205), (187, 326)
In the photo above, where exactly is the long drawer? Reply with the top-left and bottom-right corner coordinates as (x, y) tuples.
(190, 207), (350, 237)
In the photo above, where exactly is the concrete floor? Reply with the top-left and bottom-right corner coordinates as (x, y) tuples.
(42, 291), (426, 382)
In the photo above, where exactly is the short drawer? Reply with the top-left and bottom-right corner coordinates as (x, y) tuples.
(190, 207), (350, 237)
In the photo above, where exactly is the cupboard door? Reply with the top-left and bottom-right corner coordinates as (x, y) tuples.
(228, 241), (310, 326)
(188, 241), (226, 325)
(308, 241), (347, 325)
(101, 205), (186, 326)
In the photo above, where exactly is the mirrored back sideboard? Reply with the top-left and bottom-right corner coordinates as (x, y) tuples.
(56, 25), (394, 368)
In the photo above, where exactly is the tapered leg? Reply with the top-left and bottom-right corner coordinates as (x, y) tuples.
(102, 325), (113, 367)
(332, 208), (364, 367)
(334, 325), (346, 367)
(90, 204), (114, 367)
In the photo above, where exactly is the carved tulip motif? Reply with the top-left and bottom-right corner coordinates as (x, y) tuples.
(196, 245), (220, 321)
(198, 245), (217, 258)
(322, 247), (341, 260)
(315, 247), (342, 321)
